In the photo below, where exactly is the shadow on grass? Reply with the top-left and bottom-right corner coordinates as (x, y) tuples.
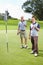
(39, 50), (43, 57)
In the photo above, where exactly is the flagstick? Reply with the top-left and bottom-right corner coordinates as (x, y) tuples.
(5, 21), (8, 52)
(4, 11), (8, 52)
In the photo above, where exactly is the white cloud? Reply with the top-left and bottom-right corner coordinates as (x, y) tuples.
(0, 0), (32, 19)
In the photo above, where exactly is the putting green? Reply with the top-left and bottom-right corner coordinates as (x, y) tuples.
(0, 29), (43, 65)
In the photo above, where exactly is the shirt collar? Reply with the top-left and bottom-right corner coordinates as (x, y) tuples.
(32, 22), (36, 25)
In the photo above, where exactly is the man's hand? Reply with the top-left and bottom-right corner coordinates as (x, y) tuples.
(24, 25), (27, 27)
(31, 26), (34, 30)
(17, 30), (20, 35)
(34, 27), (40, 31)
(17, 32), (19, 35)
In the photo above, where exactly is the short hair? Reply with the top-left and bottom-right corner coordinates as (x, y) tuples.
(32, 16), (35, 18)
(21, 16), (24, 19)
(32, 16), (36, 19)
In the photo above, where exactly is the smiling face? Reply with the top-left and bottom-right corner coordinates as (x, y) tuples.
(21, 16), (24, 22)
(31, 16), (36, 23)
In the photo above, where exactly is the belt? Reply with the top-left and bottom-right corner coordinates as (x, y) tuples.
(21, 30), (25, 31)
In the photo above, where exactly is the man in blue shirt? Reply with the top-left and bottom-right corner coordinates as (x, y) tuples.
(17, 16), (28, 49)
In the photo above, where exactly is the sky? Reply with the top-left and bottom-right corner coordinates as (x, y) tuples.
(0, 0), (32, 19)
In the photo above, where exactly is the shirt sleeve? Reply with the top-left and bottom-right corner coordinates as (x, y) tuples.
(18, 22), (20, 28)
(30, 25), (31, 30)
(37, 24), (40, 29)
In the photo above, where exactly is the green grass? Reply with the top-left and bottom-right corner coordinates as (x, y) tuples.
(0, 25), (18, 30)
(0, 19), (19, 25)
(38, 21), (43, 29)
(0, 29), (43, 65)
(0, 19), (43, 65)
(0, 19), (43, 30)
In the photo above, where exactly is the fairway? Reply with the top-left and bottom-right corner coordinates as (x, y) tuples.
(0, 29), (43, 65)
(0, 0), (43, 64)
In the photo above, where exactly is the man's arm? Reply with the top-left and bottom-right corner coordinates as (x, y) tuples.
(24, 21), (27, 27)
(24, 25), (27, 27)
(17, 29), (20, 35)
(35, 27), (40, 31)
(17, 23), (20, 35)
(35, 24), (40, 31)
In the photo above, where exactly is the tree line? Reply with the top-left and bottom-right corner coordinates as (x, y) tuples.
(22, 0), (43, 20)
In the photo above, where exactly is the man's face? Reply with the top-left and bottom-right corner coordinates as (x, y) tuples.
(21, 17), (24, 22)
(31, 17), (35, 23)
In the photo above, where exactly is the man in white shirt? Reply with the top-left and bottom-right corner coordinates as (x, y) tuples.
(17, 16), (28, 49)
(29, 16), (40, 57)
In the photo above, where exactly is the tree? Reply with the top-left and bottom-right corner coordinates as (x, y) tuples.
(22, 0), (43, 20)
(0, 13), (5, 20)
